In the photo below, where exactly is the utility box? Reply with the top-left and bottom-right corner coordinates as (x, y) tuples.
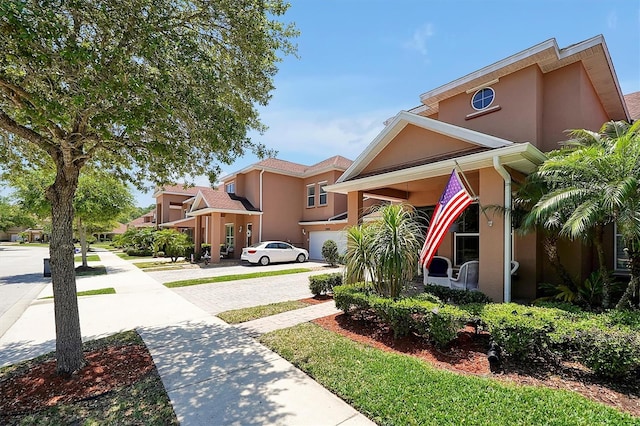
(43, 258), (51, 277)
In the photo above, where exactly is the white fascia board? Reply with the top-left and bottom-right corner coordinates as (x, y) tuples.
(188, 191), (210, 212)
(298, 220), (348, 226)
(327, 143), (546, 194)
(219, 164), (305, 183)
(187, 208), (263, 217)
(419, 38), (560, 102)
(337, 111), (514, 184)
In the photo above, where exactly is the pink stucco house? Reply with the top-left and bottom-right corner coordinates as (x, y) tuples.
(151, 155), (372, 261)
(326, 34), (637, 303)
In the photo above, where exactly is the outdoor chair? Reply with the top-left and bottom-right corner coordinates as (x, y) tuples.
(423, 256), (453, 287)
(511, 260), (520, 275)
(449, 260), (479, 291)
(220, 245), (234, 259)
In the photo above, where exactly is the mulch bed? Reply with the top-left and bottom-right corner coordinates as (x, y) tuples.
(312, 312), (640, 417)
(0, 344), (154, 415)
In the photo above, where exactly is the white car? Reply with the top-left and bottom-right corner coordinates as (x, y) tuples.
(241, 241), (308, 266)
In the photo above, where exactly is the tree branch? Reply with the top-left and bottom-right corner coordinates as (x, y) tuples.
(0, 110), (55, 152)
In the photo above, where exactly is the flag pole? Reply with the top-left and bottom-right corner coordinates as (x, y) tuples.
(454, 160), (493, 226)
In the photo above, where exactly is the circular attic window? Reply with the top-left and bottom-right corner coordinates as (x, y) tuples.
(471, 87), (495, 110)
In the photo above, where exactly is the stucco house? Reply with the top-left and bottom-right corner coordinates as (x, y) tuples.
(152, 155), (370, 261)
(326, 35), (636, 303)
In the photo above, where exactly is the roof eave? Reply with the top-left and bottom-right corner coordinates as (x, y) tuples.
(326, 143), (546, 195)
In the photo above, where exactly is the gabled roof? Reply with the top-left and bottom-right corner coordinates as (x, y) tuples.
(337, 111), (514, 183)
(153, 184), (211, 198)
(221, 155), (353, 182)
(127, 208), (156, 227)
(328, 111), (546, 194)
(158, 217), (195, 228)
(187, 188), (261, 216)
(624, 91), (640, 121)
(417, 35), (629, 121)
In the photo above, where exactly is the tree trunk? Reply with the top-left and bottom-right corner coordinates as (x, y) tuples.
(616, 244), (640, 309)
(543, 235), (575, 288)
(78, 218), (88, 268)
(46, 164), (85, 375)
(593, 225), (612, 309)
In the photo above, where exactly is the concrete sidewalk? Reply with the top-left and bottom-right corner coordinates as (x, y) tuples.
(0, 250), (374, 425)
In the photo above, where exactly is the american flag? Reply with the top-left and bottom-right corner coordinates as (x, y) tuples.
(419, 170), (474, 268)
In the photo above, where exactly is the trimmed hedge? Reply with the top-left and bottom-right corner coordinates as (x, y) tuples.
(333, 284), (467, 348)
(423, 284), (492, 305)
(309, 273), (342, 296)
(334, 286), (640, 378)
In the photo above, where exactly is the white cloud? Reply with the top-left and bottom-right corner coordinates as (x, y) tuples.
(255, 107), (402, 162)
(607, 10), (618, 29)
(403, 23), (434, 56)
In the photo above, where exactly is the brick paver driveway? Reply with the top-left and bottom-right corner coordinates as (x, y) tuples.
(146, 261), (341, 315)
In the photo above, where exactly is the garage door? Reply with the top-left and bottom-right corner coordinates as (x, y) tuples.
(309, 231), (347, 260)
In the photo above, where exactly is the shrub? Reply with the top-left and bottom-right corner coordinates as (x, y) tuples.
(480, 303), (573, 361)
(575, 328), (640, 378)
(309, 273), (342, 296)
(321, 240), (340, 266)
(423, 284), (491, 305)
(125, 248), (153, 257)
(333, 284), (468, 348)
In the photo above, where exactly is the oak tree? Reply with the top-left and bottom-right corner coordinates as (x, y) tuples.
(0, 0), (297, 374)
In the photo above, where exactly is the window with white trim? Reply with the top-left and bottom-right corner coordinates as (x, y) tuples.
(319, 181), (328, 205)
(471, 87), (495, 110)
(454, 203), (479, 266)
(615, 223), (630, 271)
(306, 184), (315, 207)
(225, 224), (234, 248)
(225, 182), (235, 194)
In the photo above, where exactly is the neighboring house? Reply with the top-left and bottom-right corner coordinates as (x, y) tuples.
(0, 227), (45, 242)
(327, 35), (634, 303)
(147, 156), (361, 261)
(127, 208), (157, 229)
(184, 156), (363, 261)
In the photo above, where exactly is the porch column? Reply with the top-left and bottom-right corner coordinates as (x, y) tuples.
(193, 215), (202, 254)
(478, 168), (506, 302)
(209, 212), (222, 263)
(347, 191), (364, 226)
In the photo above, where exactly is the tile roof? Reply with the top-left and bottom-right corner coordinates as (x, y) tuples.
(110, 223), (128, 234)
(305, 155), (353, 174)
(128, 208), (156, 227)
(228, 155), (353, 179)
(624, 91), (640, 121)
(198, 188), (259, 212)
(155, 184), (211, 196)
(253, 158), (308, 174)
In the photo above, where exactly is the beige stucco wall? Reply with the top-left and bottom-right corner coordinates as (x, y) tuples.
(302, 170), (348, 222)
(156, 193), (190, 224)
(438, 65), (543, 145)
(541, 62), (609, 152)
(477, 167), (506, 302)
(361, 125), (477, 176)
(261, 173), (304, 245)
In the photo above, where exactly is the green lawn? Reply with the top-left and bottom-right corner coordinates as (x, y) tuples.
(164, 268), (312, 288)
(134, 260), (189, 269)
(116, 252), (154, 261)
(74, 254), (101, 262)
(75, 266), (107, 276)
(259, 323), (637, 426)
(40, 287), (116, 299)
(217, 300), (310, 324)
(0, 331), (177, 425)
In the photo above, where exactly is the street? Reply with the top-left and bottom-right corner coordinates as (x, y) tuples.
(0, 244), (50, 337)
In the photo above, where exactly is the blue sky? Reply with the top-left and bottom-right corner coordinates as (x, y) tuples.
(130, 0), (640, 206)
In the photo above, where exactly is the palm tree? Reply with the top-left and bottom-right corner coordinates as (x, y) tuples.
(343, 223), (374, 285)
(343, 204), (423, 298)
(529, 121), (640, 309)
